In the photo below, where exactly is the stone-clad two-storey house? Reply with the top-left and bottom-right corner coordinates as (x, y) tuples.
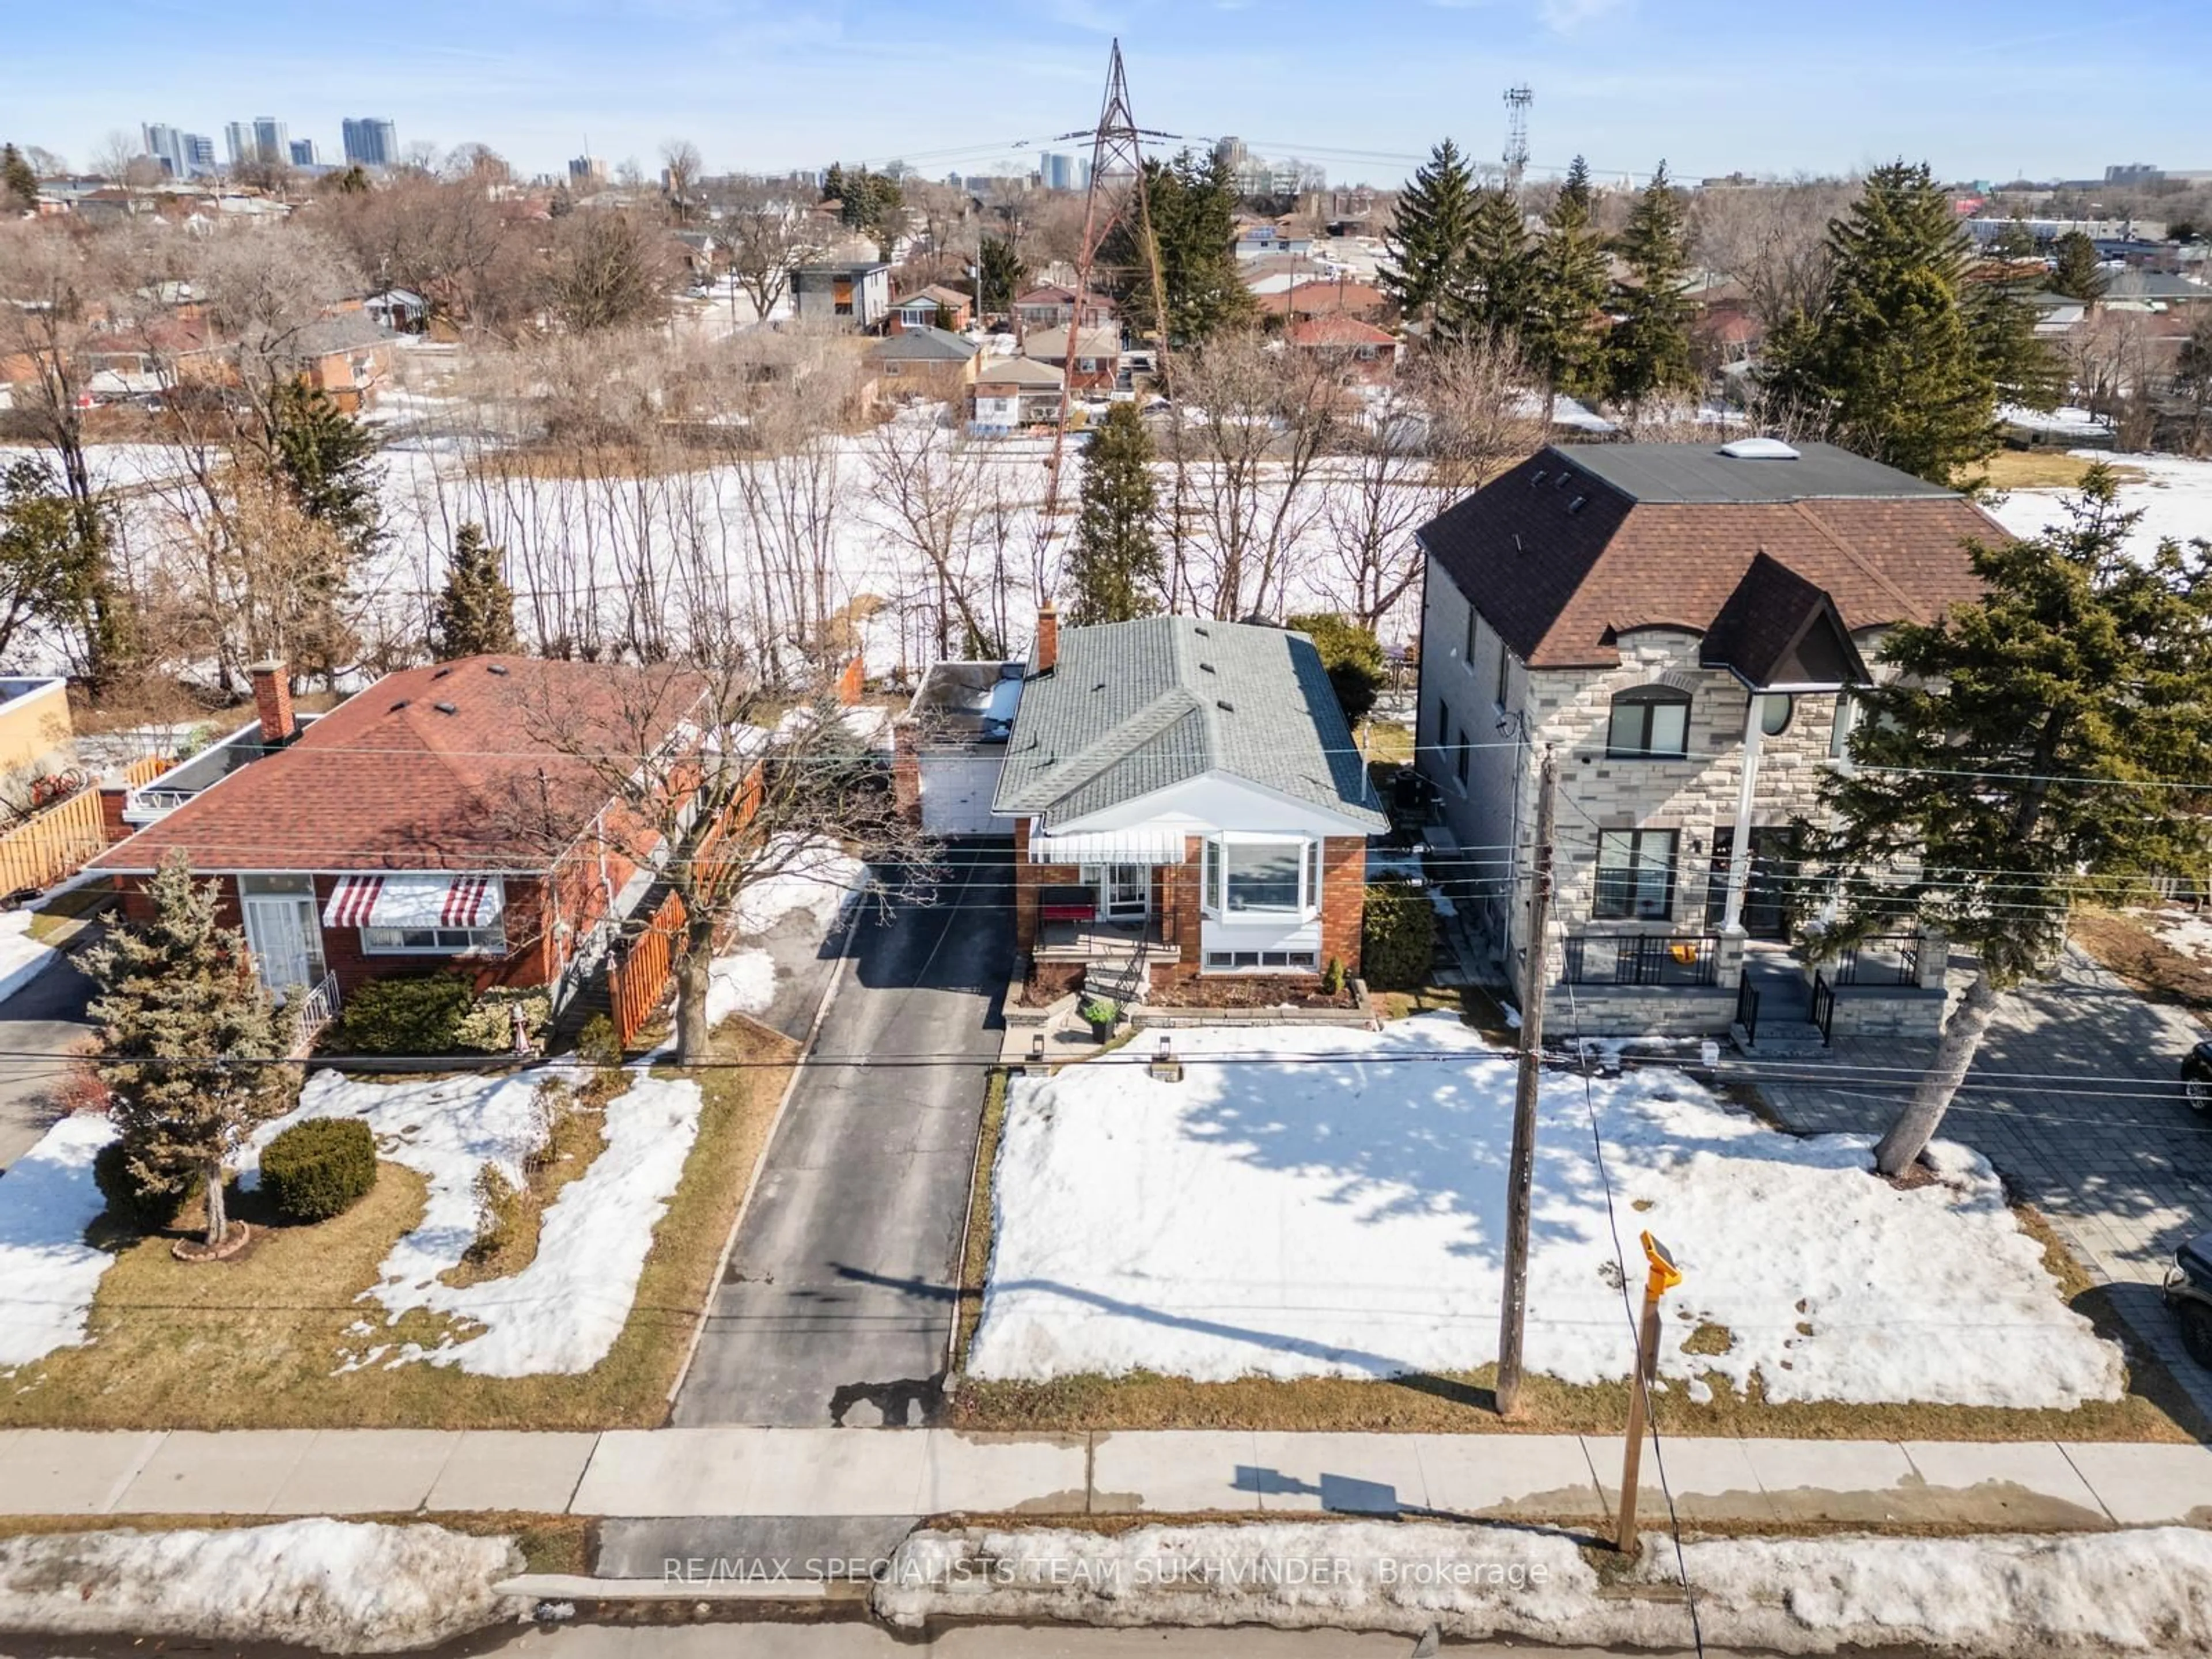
(1412, 438), (2003, 1039)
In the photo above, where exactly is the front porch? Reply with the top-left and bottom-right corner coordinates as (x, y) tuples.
(1034, 910), (1183, 964)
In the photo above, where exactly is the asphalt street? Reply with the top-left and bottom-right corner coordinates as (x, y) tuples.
(672, 844), (1012, 1427)
(0, 947), (93, 1171)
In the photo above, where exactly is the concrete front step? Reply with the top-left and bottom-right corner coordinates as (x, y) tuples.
(1730, 1018), (1829, 1058)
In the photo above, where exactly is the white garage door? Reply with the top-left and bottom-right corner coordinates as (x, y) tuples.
(919, 754), (1012, 836)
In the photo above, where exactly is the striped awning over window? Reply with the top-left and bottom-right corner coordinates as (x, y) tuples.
(323, 873), (505, 929)
(1027, 828), (1187, 865)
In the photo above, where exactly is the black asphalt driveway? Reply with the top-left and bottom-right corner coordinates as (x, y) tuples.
(672, 844), (1012, 1426)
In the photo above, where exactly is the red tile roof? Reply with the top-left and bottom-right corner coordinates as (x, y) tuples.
(89, 656), (705, 874)
(1419, 448), (2003, 669)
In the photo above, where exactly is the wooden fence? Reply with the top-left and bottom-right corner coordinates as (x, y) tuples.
(0, 754), (173, 899)
(608, 888), (686, 1050)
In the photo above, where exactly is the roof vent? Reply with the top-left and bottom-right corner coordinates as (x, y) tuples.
(1215, 698), (1235, 713)
(486, 662), (509, 676)
(1529, 468), (1548, 487)
(1199, 661), (1216, 673)
(1554, 471), (1571, 489)
(1192, 624), (1210, 637)
(431, 666), (451, 679)
(433, 700), (459, 715)
(1568, 495), (1589, 514)
(1720, 437), (1801, 460)
(389, 698), (411, 711)
(1513, 533), (1525, 554)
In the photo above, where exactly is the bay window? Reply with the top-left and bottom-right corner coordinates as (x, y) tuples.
(1201, 836), (1320, 917)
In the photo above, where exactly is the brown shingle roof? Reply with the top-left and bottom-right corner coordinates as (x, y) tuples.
(1418, 446), (2002, 668)
(88, 656), (704, 874)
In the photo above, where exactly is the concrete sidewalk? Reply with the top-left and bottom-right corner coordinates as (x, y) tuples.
(3, 1426), (2207, 1529)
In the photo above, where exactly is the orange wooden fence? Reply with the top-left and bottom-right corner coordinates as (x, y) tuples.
(608, 888), (686, 1049)
(0, 753), (172, 899)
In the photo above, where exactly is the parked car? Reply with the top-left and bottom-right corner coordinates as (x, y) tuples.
(2182, 1040), (2212, 1109)
(2165, 1231), (2212, 1368)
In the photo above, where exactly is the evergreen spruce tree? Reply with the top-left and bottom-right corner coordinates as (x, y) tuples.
(1065, 402), (1161, 625)
(2048, 230), (2109, 302)
(978, 233), (1027, 313)
(1810, 468), (2212, 1175)
(433, 522), (519, 658)
(1761, 161), (1999, 483)
(1605, 162), (1698, 408)
(1965, 224), (2064, 411)
(1, 144), (38, 213)
(1444, 187), (1532, 344)
(1382, 139), (1479, 323)
(1522, 157), (1610, 399)
(264, 380), (383, 562)
(1104, 150), (1255, 343)
(86, 851), (289, 1251)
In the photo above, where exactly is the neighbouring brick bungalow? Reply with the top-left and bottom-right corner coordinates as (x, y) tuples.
(993, 608), (1387, 1001)
(86, 655), (711, 1014)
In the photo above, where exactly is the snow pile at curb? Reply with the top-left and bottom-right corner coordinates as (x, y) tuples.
(241, 1067), (703, 1376)
(875, 1521), (2212, 1657)
(0, 1519), (524, 1654)
(0, 910), (58, 1006)
(705, 946), (778, 1027)
(0, 1113), (119, 1368)
(970, 1015), (2122, 1407)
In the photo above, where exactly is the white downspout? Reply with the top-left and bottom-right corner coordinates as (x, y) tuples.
(1721, 691), (1766, 935)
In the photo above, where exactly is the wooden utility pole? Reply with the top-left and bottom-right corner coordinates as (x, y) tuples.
(1494, 745), (1556, 1418)
(1615, 1230), (1683, 1553)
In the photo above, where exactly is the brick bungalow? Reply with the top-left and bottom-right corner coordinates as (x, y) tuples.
(993, 608), (1387, 1001)
(86, 655), (712, 1015)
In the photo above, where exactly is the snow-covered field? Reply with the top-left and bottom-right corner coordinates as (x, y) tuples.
(1988, 450), (2212, 561)
(0, 912), (58, 1007)
(969, 1016), (2122, 1408)
(0, 1519), (521, 1654)
(880, 1519), (2212, 1656)
(2143, 905), (2212, 964)
(240, 1066), (702, 1377)
(0, 1114), (118, 1369)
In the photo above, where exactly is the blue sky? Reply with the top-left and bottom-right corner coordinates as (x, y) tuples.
(12, 0), (2205, 187)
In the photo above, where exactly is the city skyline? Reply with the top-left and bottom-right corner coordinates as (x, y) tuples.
(9, 0), (2207, 189)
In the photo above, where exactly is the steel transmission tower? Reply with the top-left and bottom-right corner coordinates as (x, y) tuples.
(1039, 39), (1176, 527)
(1503, 85), (1532, 191)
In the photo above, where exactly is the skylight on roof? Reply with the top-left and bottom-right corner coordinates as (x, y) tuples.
(1719, 437), (1801, 460)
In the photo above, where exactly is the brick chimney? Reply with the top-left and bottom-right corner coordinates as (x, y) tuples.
(1035, 602), (1059, 674)
(248, 660), (294, 746)
(97, 778), (133, 844)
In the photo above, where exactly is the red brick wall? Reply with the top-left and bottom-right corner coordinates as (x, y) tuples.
(1321, 835), (1368, 977)
(1153, 836), (1206, 986)
(1011, 817), (1081, 956)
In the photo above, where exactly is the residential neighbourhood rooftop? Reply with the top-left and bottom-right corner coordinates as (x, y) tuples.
(868, 324), (979, 361)
(992, 616), (1385, 830)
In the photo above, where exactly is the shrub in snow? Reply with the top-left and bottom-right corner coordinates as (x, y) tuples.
(453, 987), (551, 1054)
(92, 1137), (201, 1233)
(259, 1118), (378, 1222)
(1360, 879), (1435, 990)
(468, 1163), (525, 1261)
(575, 1012), (623, 1069)
(336, 972), (474, 1054)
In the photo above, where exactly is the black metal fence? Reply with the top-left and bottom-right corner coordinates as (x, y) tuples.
(1563, 932), (1722, 987)
(1831, 934), (1921, 987)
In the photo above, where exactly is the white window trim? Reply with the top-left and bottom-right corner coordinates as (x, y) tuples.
(1200, 833), (1322, 922)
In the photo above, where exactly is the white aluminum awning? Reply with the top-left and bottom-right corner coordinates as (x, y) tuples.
(1027, 828), (1187, 865)
(323, 873), (506, 929)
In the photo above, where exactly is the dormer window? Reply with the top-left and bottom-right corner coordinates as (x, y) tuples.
(1607, 685), (1691, 759)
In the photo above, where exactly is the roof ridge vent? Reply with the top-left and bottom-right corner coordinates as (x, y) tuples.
(433, 700), (459, 715)
(1720, 437), (1801, 460)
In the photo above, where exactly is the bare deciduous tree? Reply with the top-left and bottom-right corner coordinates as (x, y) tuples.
(712, 177), (824, 322)
(1690, 176), (1857, 331)
(539, 209), (680, 334)
(863, 416), (1002, 661)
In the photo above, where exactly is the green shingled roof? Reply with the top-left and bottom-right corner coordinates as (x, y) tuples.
(991, 617), (1387, 831)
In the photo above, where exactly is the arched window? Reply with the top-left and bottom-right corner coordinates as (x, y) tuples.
(1606, 685), (1691, 759)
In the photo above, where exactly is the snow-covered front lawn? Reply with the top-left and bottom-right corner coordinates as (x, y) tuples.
(239, 1066), (703, 1377)
(0, 910), (58, 1007)
(969, 1016), (2122, 1408)
(1988, 450), (2212, 565)
(0, 1114), (118, 1369)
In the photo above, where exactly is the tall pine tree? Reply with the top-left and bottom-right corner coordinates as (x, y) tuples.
(86, 851), (289, 1251)
(1811, 469), (2212, 1174)
(2047, 230), (2108, 302)
(1762, 161), (1999, 483)
(1965, 225), (2063, 411)
(1384, 140), (1479, 323)
(1, 144), (37, 213)
(1522, 157), (1610, 399)
(433, 522), (519, 658)
(1066, 401), (1161, 625)
(1444, 188), (1532, 344)
(1605, 162), (1698, 409)
(263, 380), (383, 563)
(1104, 150), (1253, 344)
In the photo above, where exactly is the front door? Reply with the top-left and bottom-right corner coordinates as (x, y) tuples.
(1104, 865), (1150, 921)
(243, 895), (325, 996)
(1705, 828), (1799, 940)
